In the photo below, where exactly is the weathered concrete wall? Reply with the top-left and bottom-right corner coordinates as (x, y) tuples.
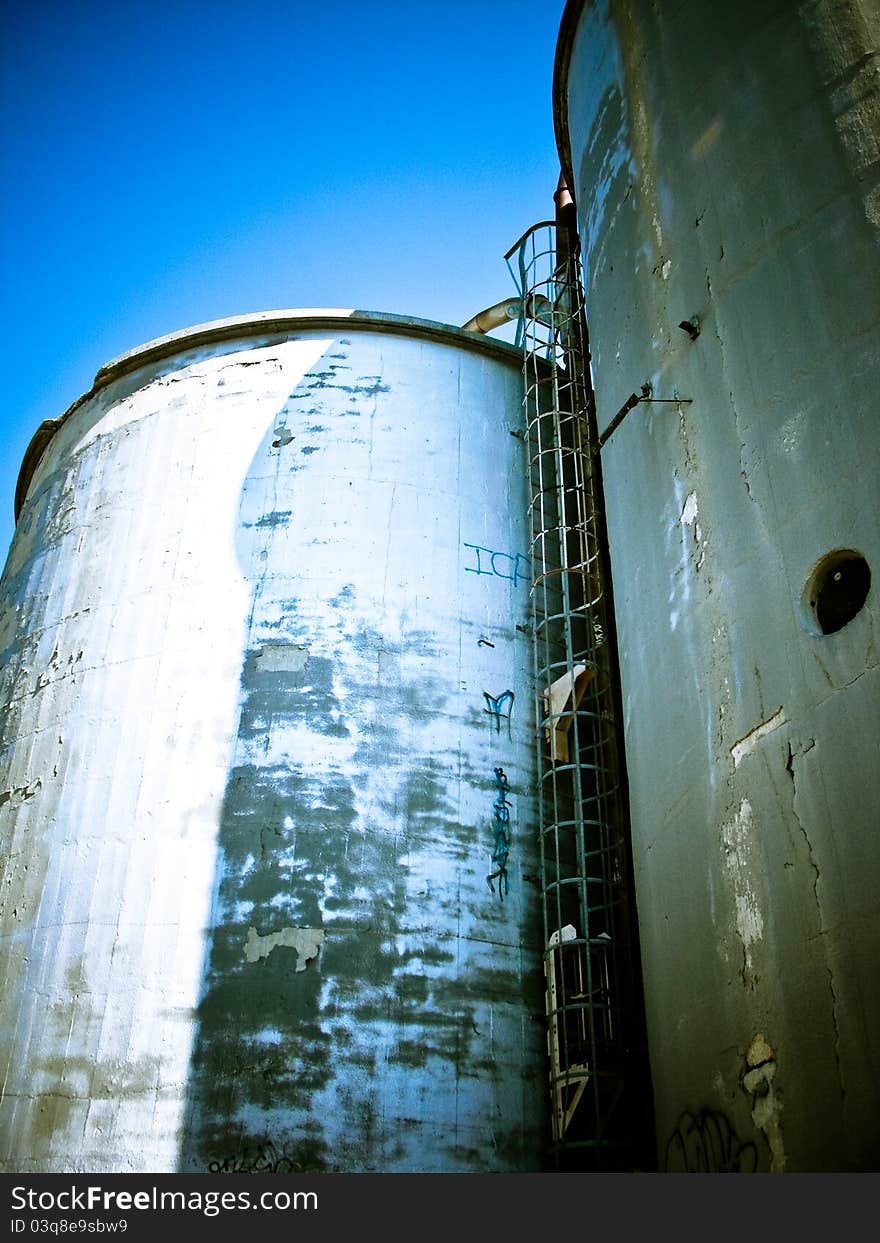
(0, 313), (547, 1172)
(557, 0), (880, 1170)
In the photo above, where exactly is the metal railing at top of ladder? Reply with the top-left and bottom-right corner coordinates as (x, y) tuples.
(505, 218), (654, 1171)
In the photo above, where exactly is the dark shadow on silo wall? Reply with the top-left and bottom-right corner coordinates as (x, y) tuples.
(177, 341), (548, 1174)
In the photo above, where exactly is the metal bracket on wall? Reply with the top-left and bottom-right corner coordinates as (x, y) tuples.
(596, 386), (692, 453)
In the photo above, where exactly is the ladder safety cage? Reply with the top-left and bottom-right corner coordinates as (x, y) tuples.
(508, 220), (645, 1169)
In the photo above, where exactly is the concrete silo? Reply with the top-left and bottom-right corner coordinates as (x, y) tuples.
(554, 0), (880, 1170)
(0, 310), (547, 1173)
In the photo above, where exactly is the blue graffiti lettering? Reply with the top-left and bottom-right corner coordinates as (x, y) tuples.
(487, 766), (512, 901)
(464, 542), (531, 586)
(483, 689), (514, 736)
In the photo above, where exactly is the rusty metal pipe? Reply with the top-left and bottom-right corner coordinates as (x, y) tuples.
(462, 294), (553, 335)
(461, 298), (523, 334)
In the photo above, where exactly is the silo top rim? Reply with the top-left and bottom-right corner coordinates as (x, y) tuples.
(96, 307), (525, 388)
(553, 0), (588, 197)
(14, 308), (529, 523)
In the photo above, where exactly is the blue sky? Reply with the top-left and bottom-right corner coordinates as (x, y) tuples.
(0, 0), (567, 561)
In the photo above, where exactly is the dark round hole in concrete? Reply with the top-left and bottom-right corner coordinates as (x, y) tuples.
(803, 550), (871, 636)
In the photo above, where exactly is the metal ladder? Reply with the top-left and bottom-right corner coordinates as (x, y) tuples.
(507, 219), (652, 1170)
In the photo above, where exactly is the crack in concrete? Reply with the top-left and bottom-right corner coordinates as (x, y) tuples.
(786, 740), (847, 1103)
(786, 739), (821, 917)
(739, 442), (754, 500)
(738, 934), (750, 990)
(826, 963), (847, 1106)
(814, 664), (877, 710)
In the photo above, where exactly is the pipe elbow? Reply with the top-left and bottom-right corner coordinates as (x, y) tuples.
(461, 295), (554, 335)
(461, 299), (522, 334)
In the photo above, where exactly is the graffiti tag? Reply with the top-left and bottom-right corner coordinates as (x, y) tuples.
(664, 1109), (758, 1173)
(483, 689), (514, 737)
(463, 543), (531, 586)
(486, 766), (512, 901)
(208, 1140), (310, 1175)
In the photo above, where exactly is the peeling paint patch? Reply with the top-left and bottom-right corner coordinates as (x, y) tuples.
(244, 926), (324, 972)
(734, 893), (762, 957)
(680, 491), (698, 526)
(730, 706), (787, 768)
(253, 644), (309, 674)
(0, 778), (42, 809)
(742, 1034), (785, 1173)
(721, 799), (764, 979)
(676, 489), (706, 574)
